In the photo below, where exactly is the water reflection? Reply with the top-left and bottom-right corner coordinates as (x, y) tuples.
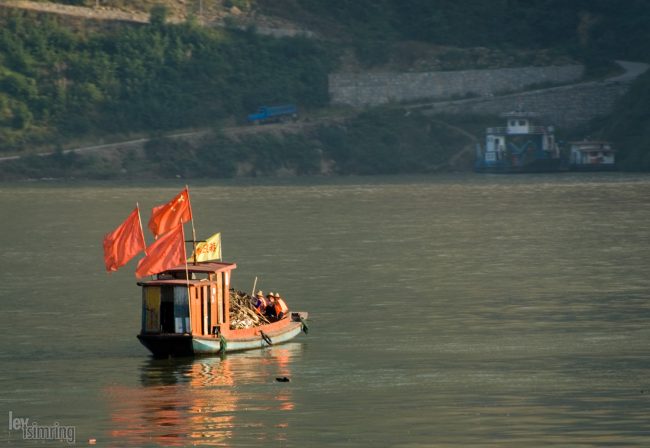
(105, 344), (300, 447)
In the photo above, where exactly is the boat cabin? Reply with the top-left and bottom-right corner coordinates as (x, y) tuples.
(138, 262), (236, 337)
(569, 140), (616, 171)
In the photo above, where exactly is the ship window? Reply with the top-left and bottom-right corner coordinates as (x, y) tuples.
(509, 120), (516, 126)
(519, 120), (526, 126)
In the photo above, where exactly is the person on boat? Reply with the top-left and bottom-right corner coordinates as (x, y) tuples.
(274, 292), (289, 320)
(253, 291), (267, 315)
(265, 293), (278, 321)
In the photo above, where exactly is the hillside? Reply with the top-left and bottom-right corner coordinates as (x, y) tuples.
(1, 0), (650, 178)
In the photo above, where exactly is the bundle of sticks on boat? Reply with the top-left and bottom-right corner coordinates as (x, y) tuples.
(229, 290), (270, 329)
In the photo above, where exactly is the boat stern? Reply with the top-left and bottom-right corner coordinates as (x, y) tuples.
(137, 333), (194, 358)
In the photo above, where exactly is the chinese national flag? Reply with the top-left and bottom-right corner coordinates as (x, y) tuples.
(136, 223), (186, 278)
(148, 188), (192, 238)
(103, 207), (146, 272)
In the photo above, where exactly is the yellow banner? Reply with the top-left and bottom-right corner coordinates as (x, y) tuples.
(189, 232), (222, 262)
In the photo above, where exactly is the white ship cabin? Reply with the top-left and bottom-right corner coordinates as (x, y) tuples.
(483, 111), (558, 163)
(570, 140), (616, 167)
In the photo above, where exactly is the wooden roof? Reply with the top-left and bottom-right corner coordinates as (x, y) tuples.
(137, 261), (237, 287)
(569, 141), (615, 151)
(165, 261), (237, 274)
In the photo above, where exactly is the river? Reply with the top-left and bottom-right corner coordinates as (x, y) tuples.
(1, 173), (649, 446)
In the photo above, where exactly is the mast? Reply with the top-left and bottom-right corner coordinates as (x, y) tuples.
(136, 202), (148, 255)
(185, 185), (199, 264)
(181, 223), (193, 334)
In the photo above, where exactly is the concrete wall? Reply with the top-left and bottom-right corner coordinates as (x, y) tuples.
(414, 81), (629, 128)
(329, 65), (584, 107)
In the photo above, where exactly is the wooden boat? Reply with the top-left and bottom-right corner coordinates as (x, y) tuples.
(136, 262), (308, 357)
(568, 140), (617, 171)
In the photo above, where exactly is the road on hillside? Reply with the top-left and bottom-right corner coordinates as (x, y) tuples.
(0, 120), (339, 163)
(0, 61), (646, 165)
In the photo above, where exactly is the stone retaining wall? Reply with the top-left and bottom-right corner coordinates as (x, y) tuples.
(415, 81), (629, 128)
(329, 65), (584, 107)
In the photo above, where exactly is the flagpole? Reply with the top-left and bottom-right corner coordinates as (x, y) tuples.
(181, 222), (193, 335)
(186, 185), (198, 265)
(136, 203), (148, 255)
(251, 276), (258, 297)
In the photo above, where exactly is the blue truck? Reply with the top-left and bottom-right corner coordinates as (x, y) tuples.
(247, 104), (298, 124)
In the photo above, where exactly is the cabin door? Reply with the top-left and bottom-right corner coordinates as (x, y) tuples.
(160, 286), (175, 333)
(155, 286), (190, 334)
(142, 286), (161, 333)
(173, 287), (190, 333)
(202, 285), (211, 335)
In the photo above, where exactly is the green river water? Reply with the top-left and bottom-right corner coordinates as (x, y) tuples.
(1, 173), (649, 447)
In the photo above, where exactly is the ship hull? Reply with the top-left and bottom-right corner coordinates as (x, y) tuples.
(568, 164), (617, 172)
(138, 312), (307, 358)
(475, 158), (565, 174)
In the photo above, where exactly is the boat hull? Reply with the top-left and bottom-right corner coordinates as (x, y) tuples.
(568, 164), (617, 172)
(475, 158), (566, 174)
(138, 312), (307, 358)
(137, 333), (194, 358)
(193, 320), (303, 354)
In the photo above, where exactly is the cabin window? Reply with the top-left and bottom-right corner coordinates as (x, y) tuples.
(509, 120), (516, 127)
(518, 120), (526, 126)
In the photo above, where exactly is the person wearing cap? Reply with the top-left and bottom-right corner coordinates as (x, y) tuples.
(273, 292), (289, 320)
(253, 290), (267, 315)
(265, 292), (277, 320)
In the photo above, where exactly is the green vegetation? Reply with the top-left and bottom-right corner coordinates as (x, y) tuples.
(142, 131), (323, 179)
(602, 71), (650, 170)
(1, 1), (650, 178)
(0, 7), (335, 151)
(259, 0), (650, 64)
(315, 109), (471, 175)
(0, 108), (483, 180)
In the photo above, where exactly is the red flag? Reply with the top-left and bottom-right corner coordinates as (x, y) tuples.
(136, 223), (186, 278)
(148, 188), (192, 238)
(103, 207), (146, 272)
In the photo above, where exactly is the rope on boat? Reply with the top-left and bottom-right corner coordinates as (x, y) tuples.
(300, 317), (309, 334)
(260, 330), (273, 346)
(219, 335), (228, 353)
